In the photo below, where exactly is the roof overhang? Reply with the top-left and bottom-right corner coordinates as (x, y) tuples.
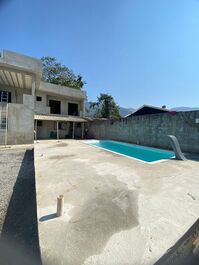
(0, 66), (35, 90)
(34, 114), (87, 123)
(39, 81), (87, 100)
(0, 50), (42, 90)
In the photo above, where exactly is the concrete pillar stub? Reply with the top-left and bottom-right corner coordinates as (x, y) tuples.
(57, 195), (64, 217)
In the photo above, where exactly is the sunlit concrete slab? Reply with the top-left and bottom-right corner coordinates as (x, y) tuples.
(34, 140), (199, 265)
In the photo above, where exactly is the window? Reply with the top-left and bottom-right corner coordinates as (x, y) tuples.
(36, 96), (42, 102)
(49, 100), (61, 114)
(0, 117), (6, 129)
(0, 90), (11, 103)
(68, 103), (78, 116)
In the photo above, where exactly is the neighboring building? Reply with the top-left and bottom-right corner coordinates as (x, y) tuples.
(0, 50), (87, 145)
(125, 104), (171, 117)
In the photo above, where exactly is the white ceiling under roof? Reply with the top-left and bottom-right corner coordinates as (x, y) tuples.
(0, 68), (33, 89)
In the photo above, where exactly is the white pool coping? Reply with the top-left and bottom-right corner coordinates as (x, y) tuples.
(83, 139), (175, 165)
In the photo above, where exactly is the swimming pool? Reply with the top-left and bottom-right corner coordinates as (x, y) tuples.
(84, 140), (175, 163)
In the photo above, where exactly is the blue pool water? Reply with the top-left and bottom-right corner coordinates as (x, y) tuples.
(87, 140), (175, 163)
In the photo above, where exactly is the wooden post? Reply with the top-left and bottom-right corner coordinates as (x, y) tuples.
(57, 195), (64, 217)
(81, 122), (84, 139)
(72, 122), (75, 139)
(57, 121), (59, 140)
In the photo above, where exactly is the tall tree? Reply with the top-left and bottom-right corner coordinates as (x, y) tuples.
(41, 57), (85, 89)
(90, 93), (121, 119)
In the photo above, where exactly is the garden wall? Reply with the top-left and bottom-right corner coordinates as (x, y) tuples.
(88, 111), (199, 153)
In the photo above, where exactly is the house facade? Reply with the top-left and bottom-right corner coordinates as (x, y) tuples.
(0, 50), (87, 145)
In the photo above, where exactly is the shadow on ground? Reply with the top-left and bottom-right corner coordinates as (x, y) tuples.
(185, 153), (199, 162)
(0, 149), (42, 265)
(154, 218), (199, 265)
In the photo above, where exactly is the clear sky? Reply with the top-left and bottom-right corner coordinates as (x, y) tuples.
(1, 0), (199, 108)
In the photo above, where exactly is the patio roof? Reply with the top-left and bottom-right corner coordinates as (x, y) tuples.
(34, 114), (87, 123)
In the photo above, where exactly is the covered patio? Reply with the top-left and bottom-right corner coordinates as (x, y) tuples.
(34, 114), (87, 140)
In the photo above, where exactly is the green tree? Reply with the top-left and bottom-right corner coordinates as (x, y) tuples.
(90, 93), (121, 119)
(41, 57), (85, 89)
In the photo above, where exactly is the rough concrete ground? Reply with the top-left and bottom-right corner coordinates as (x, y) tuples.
(0, 146), (25, 231)
(0, 145), (42, 265)
(35, 140), (199, 265)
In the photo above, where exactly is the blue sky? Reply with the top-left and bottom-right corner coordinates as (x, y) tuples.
(0, 0), (199, 108)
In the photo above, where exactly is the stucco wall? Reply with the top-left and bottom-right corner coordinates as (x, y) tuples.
(0, 50), (42, 75)
(88, 111), (199, 153)
(39, 81), (86, 100)
(0, 85), (32, 104)
(37, 120), (81, 139)
(6, 103), (34, 145)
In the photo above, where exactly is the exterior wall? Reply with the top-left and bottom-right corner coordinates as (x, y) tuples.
(0, 82), (86, 117)
(0, 50), (42, 75)
(35, 91), (50, 114)
(37, 121), (70, 139)
(37, 121), (81, 139)
(39, 81), (86, 100)
(4, 102), (34, 145)
(35, 92), (84, 116)
(88, 111), (199, 153)
(0, 84), (31, 104)
(37, 81), (86, 117)
(37, 120), (56, 139)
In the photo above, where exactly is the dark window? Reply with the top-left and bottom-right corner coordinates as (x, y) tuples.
(0, 90), (11, 103)
(68, 103), (78, 116)
(0, 117), (6, 129)
(49, 100), (61, 114)
(37, 120), (43, 126)
(36, 96), (42, 102)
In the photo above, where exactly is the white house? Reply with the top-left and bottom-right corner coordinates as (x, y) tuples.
(0, 50), (87, 145)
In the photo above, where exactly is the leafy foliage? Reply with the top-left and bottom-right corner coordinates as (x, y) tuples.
(41, 57), (85, 89)
(90, 93), (121, 119)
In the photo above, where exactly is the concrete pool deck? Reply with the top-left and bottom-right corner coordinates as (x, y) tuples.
(34, 140), (199, 265)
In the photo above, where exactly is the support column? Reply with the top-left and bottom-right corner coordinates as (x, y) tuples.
(35, 119), (37, 141)
(57, 121), (59, 140)
(72, 122), (75, 139)
(82, 100), (85, 117)
(81, 122), (84, 139)
(31, 76), (36, 109)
